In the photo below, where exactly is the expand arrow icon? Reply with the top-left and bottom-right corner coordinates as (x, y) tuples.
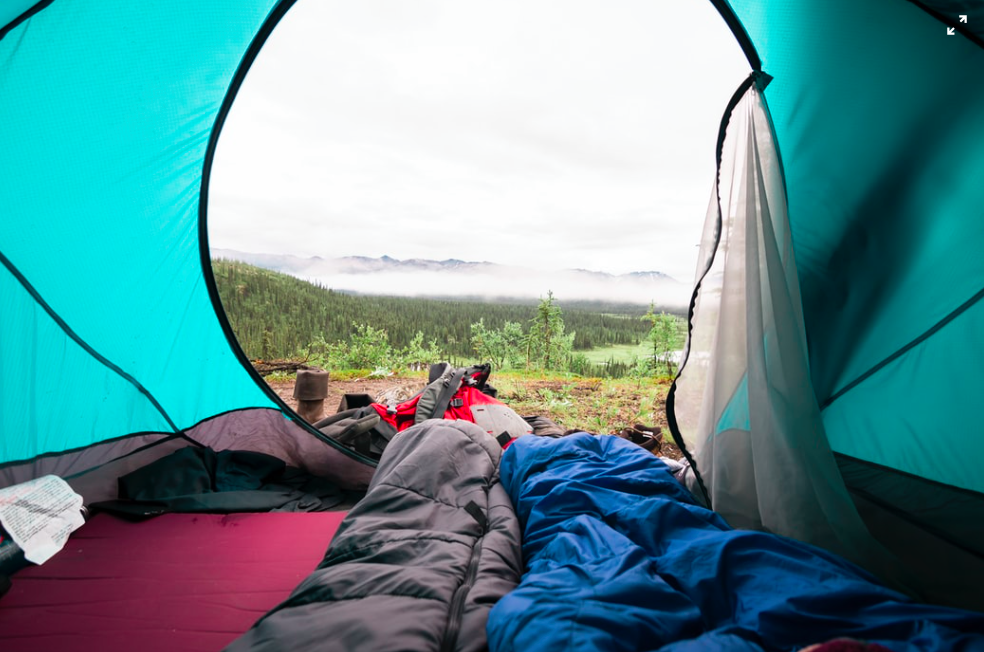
(948, 26), (956, 34)
(960, 15), (968, 23)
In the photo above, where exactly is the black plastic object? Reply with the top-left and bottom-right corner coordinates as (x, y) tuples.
(337, 393), (373, 412)
(0, 527), (28, 577)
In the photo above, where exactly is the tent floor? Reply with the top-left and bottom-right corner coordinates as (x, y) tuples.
(0, 511), (346, 652)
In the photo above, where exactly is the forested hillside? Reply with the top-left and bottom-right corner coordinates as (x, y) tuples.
(212, 259), (652, 360)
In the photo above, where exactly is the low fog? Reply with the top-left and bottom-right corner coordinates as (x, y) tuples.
(213, 250), (689, 308)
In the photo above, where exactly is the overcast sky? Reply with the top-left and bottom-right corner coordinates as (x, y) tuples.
(208, 1), (750, 283)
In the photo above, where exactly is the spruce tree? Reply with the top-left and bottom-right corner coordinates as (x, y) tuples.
(526, 291), (574, 371)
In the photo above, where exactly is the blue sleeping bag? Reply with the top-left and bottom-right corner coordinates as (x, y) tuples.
(488, 433), (984, 652)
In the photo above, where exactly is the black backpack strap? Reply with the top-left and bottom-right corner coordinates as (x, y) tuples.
(312, 407), (361, 430)
(316, 407), (381, 445)
(428, 362), (452, 384)
(430, 367), (467, 420)
(353, 433), (373, 458)
(414, 366), (467, 425)
(462, 363), (491, 389)
(315, 406), (401, 460)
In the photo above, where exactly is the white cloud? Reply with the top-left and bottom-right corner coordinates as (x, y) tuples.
(208, 0), (749, 282)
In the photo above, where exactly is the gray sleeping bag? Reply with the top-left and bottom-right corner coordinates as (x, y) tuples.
(224, 419), (523, 652)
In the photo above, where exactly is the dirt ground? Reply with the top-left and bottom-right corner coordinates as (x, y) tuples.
(265, 374), (683, 460)
(266, 375), (426, 419)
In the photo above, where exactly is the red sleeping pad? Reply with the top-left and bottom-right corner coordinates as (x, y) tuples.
(0, 511), (346, 652)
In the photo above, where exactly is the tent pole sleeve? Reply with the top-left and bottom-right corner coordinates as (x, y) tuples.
(707, 0), (762, 72)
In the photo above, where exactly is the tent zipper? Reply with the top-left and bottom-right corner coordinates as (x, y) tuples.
(440, 502), (487, 652)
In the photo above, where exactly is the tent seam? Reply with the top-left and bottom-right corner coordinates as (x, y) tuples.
(835, 452), (984, 501)
(0, 406), (351, 474)
(0, 0), (53, 43)
(0, 247), (181, 434)
(905, 0), (984, 50)
(194, 0), (378, 469)
(0, 432), (184, 474)
(707, 0), (762, 71)
(820, 285), (984, 410)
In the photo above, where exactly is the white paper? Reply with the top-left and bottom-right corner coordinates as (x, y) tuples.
(0, 475), (85, 564)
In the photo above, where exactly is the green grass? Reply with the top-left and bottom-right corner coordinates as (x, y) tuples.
(492, 372), (675, 440)
(582, 342), (651, 364)
(260, 363), (678, 450)
(581, 316), (687, 367)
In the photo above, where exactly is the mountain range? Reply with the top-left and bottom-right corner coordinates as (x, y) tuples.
(210, 249), (687, 307)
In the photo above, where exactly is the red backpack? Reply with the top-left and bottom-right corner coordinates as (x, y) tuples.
(314, 363), (532, 459)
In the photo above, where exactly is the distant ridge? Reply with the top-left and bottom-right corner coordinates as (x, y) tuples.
(211, 249), (687, 307)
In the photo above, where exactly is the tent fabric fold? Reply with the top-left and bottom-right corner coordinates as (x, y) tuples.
(669, 0), (984, 609)
(668, 84), (909, 594)
(722, 0), (984, 493)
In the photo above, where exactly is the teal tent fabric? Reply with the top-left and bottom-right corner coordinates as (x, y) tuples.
(0, 258), (172, 462)
(2, 0), (984, 611)
(667, 81), (911, 595)
(723, 0), (984, 493)
(0, 1), (42, 33)
(0, 1), (280, 464)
